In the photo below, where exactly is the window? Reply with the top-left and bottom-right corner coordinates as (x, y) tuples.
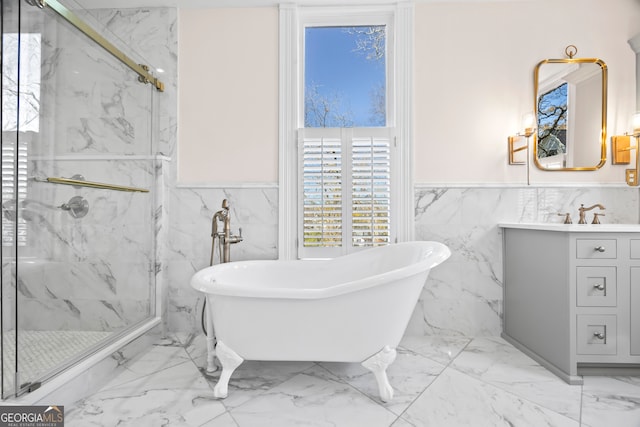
(1, 33), (40, 246)
(279, 4), (413, 260)
(2, 33), (41, 133)
(304, 25), (387, 128)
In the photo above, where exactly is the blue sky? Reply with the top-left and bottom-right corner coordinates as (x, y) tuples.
(304, 26), (385, 127)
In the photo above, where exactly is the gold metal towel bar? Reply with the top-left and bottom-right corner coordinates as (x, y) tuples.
(37, 177), (149, 193)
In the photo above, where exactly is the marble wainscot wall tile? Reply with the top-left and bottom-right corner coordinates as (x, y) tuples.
(409, 186), (640, 337)
(536, 187), (639, 224)
(166, 186), (639, 336)
(166, 186), (278, 332)
(411, 188), (509, 336)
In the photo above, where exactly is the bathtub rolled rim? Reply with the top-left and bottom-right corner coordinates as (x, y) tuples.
(190, 241), (451, 300)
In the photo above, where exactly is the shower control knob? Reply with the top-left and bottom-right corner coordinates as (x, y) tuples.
(58, 196), (89, 218)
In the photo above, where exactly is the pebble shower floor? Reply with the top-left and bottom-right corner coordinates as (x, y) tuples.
(1, 330), (111, 393)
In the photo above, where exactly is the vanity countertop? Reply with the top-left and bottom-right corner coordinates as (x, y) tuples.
(499, 223), (640, 233)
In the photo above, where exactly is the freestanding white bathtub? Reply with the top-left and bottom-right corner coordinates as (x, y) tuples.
(190, 241), (451, 402)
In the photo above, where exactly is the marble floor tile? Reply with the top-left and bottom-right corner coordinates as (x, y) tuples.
(67, 362), (225, 426)
(401, 368), (580, 427)
(391, 418), (416, 427)
(102, 343), (194, 389)
(581, 376), (640, 427)
(450, 336), (582, 421)
(228, 365), (399, 427)
(202, 360), (317, 410)
(319, 347), (445, 415)
(63, 334), (640, 427)
(200, 412), (240, 427)
(399, 335), (471, 365)
(175, 331), (208, 364)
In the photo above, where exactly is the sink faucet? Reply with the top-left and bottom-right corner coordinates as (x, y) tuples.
(211, 199), (243, 264)
(578, 204), (606, 224)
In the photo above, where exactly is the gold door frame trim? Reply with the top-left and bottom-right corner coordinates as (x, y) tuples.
(42, 0), (165, 92)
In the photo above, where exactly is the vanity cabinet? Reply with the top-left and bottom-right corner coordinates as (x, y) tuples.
(500, 224), (640, 384)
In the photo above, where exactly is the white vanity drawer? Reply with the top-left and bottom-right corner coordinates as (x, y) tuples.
(577, 315), (617, 355)
(631, 240), (640, 259)
(576, 267), (616, 307)
(576, 239), (616, 259)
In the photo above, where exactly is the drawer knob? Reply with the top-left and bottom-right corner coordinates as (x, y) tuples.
(594, 246), (606, 253)
(593, 331), (606, 340)
(593, 283), (605, 291)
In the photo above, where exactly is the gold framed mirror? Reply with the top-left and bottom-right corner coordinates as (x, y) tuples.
(533, 47), (607, 170)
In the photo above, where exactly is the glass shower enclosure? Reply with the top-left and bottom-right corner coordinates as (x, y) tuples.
(1, 0), (162, 398)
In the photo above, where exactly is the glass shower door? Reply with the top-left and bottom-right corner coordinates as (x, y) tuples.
(2, 0), (158, 398)
(2, 0), (25, 399)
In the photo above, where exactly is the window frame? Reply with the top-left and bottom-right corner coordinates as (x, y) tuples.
(278, 3), (414, 260)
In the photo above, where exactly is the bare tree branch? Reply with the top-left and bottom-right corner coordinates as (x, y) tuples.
(305, 82), (354, 128)
(344, 26), (386, 61)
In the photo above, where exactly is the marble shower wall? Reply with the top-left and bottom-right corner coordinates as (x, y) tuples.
(165, 185), (639, 338)
(17, 157), (157, 331)
(5, 6), (177, 332)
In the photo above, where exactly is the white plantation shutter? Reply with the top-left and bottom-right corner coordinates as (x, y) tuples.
(299, 127), (393, 258)
(2, 139), (28, 246)
(351, 130), (391, 247)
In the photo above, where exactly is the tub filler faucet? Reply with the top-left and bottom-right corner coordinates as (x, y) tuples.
(578, 204), (606, 224)
(211, 199), (243, 264)
(205, 199), (243, 373)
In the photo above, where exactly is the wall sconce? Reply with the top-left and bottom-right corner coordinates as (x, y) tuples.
(508, 112), (535, 165)
(613, 112), (640, 186)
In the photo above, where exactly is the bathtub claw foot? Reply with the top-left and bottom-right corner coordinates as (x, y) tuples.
(213, 341), (243, 399)
(362, 346), (397, 403)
